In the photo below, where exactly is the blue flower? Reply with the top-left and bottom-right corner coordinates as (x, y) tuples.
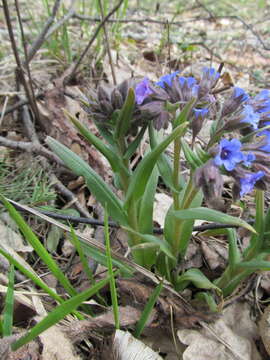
(179, 76), (197, 88)
(258, 130), (270, 152)
(179, 76), (199, 97)
(239, 171), (265, 197)
(240, 104), (260, 129)
(156, 71), (180, 88)
(202, 67), (220, 81)
(251, 90), (270, 114)
(214, 138), (244, 171)
(193, 107), (209, 120)
(233, 87), (249, 103)
(243, 152), (255, 166)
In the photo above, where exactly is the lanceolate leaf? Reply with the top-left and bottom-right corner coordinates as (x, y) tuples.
(172, 207), (256, 234)
(124, 124), (148, 160)
(138, 166), (159, 234)
(176, 268), (221, 293)
(124, 122), (188, 206)
(46, 137), (128, 225)
(114, 88), (135, 139)
(63, 109), (128, 175)
(173, 97), (197, 128)
(123, 227), (175, 260)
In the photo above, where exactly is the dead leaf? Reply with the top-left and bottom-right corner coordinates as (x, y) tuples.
(65, 306), (143, 344)
(178, 302), (261, 360)
(0, 219), (33, 253)
(153, 193), (173, 227)
(113, 330), (163, 360)
(259, 303), (270, 356)
(37, 321), (82, 360)
(201, 239), (228, 271)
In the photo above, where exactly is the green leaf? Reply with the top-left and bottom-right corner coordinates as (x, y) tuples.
(237, 259), (270, 271)
(123, 226), (175, 260)
(227, 228), (241, 269)
(134, 281), (163, 338)
(124, 124), (148, 160)
(0, 247), (64, 305)
(173, 97), (197, 128)
(124, 122), (188, 206)
(181, 138), (202, 170)
(104, 206), (120, 329)
(138, 166), (159, 234)
(164, 186), (203, 254)
(3, 264), (15, 336)
(0, 195), (78, 298)
(172, 207), (256, 234)
(114, 88), (135, 139)
(79, 239), (134, 277)
(176, 268), (222, 294)
(11, 275), (111, 351)
(46, 225), (62, 253)
(46, 137), (128, 225)
(244, 190), (265, 258)
(63, 109), (128, 175)
(195, 292), (218, 312)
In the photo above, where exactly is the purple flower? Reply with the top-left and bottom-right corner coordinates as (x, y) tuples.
(156, 71), (180, 88)
(240, 104), (260, 129)
(239, 171), (265, 197)
(135, 77), (153, 105)
(214, 138), (244, 171)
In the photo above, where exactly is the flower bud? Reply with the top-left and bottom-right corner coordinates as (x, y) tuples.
(194, 160), (224, 208)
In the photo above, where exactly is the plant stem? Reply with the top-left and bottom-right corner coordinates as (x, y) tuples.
(172, 137), (182, 254)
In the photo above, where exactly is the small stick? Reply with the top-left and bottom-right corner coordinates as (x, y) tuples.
(65, 0), (124, 84)
(97, 0), (117, 85)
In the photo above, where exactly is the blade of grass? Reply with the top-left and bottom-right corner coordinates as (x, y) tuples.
(0, 247), (64, 305)
(11, 275), (112, 351)
(70, 227), (94, 283)
(2, 264), (15, 337)
(104, 205), (120, 329)
(134, 281), (163, 338)
(0, 195), (78, 297)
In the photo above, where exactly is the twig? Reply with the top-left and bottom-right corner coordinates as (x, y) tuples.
(2, 0), (40, 125)
(188, 41), (223, 61)
(26, 0), (62, 64)
(3, 201), (252, 234)
(73, 14), (208, 25)
(0, 96), (9, 127)
(97, 0), (117, 85)
(0, 93), (43, 119)
(195, 0), (216, 21)
(65, 0), (124, 84)
(215, 15), (270, 51)
(74, 13), (270, 52)
(14, 0), (41, 126)
(51, 175), (90, 218)
(0, 136), (63, 165)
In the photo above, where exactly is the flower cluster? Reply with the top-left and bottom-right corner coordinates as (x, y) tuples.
(134, 67), (219, 133)
(194, 85), (270, 202)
